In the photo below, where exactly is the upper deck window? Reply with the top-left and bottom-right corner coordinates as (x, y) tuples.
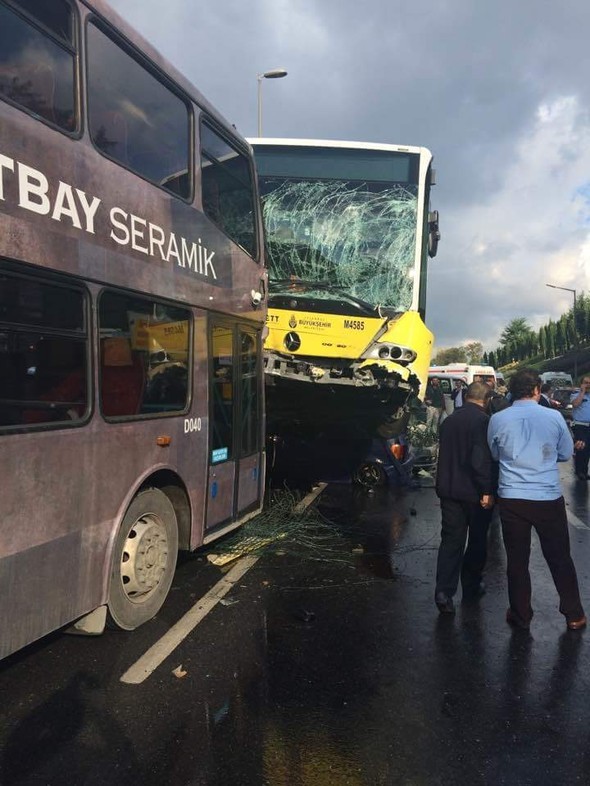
(201, 122), (257, 259)
(14, 0), (73, 42)
(87, 22), (191, 200)
(0, 0), (76, 131)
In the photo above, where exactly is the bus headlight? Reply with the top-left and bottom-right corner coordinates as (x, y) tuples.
(362, 343), (417, 364)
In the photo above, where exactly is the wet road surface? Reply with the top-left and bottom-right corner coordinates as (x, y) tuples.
(2, 465), (590, 785)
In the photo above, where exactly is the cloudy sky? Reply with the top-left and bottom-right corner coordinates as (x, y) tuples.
(113, 0), (590, 351)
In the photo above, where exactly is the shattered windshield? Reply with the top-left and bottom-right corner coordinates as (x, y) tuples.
(255, 145), (420, 310)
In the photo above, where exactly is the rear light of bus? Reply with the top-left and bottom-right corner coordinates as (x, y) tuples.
(156, 435), (172, 447)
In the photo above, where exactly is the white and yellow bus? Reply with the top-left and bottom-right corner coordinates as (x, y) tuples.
(251, 138), (440, 436)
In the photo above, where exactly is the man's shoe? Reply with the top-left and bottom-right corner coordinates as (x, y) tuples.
(506, 608), (530, 630)
(435, 592), (455, 614)
(567, 615), (587, 631)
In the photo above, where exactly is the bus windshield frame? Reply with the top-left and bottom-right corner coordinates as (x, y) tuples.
(255, 144), (422, 311)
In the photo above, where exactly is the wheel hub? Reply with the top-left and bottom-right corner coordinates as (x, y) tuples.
(120, 514), (169, 602)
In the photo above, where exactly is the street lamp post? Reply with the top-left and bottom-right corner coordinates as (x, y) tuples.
(257, 68), (288, 137)
(546, 283), (578, 381)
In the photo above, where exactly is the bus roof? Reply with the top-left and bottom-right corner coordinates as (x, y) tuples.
(249, 137), (432, 158)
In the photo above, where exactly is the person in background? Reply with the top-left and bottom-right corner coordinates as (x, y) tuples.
(488, 368), (585, 631)
(450, 379), (466, 410)
(570, 375), (590, 481)
(485, 377), (510, 415)
(434, 381), (497, 614)
(538, 382), (555, 408)
(424, 377), (445, 432)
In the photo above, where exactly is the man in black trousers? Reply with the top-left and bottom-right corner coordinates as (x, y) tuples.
(434, 381), (497, 614)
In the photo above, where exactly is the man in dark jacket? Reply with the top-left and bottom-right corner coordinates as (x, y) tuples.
(485, 378), (510, 415)
(538, 382), (555, 408)
(434, 381), (497, 613)
(450, 379), (466, 409)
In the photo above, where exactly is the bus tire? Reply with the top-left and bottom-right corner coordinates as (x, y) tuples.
(107, 488), (179, 631)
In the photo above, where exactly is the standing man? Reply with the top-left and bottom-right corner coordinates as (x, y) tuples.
(434, 381), (497, 614)
(450, 379), (465, 409)
(488, 369), (585, 630)
(570, 376), (590, 481)
(485, 377), (510, 415)
(538, 382), (555, 408)
(424, 377), (445, 432)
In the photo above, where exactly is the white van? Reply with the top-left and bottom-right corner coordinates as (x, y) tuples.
(428, 364), (497, 414)
(429, 364), (497, 385)
(539, 371), (573, 388)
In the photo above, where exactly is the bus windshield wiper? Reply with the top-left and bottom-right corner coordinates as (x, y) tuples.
(270, 278), (378, 313)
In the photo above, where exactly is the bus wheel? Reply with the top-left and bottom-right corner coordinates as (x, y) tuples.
(107, 488), (179, 631)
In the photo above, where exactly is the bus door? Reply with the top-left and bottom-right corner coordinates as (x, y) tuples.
(206, 322), (264, 531)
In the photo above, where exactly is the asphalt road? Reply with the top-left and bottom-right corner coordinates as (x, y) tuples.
(2, 465), (590, 786)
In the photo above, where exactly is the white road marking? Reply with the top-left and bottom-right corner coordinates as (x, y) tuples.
(121, 484), (327, 684)
(120, 555), (259, 684)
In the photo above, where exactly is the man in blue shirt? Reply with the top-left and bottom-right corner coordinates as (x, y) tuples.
(570, 375), (590, 480)
(488, 368), (585, 631)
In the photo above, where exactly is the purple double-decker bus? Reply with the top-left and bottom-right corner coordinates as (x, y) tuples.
(0, 0), (267, 658)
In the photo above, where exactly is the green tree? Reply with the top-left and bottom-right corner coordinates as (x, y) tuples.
(538, 327), (546, 359)
(432, 346), (468, 364)
(566, 315), (576, 349)
(499, 317), (535, 349)
(464, 341), (483, 364)
(555, 320), (566, 354)
(546, 321), (556, 358)
(574, 293), (587, 341)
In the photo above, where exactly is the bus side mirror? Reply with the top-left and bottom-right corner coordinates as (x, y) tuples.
(428, 210), (440, 258)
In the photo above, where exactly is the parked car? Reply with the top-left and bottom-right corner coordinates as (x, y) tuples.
(266, 432), (416, 489)
(404, 409), (438, 477)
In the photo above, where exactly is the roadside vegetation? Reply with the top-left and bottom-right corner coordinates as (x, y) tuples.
(433, 295), (590, 382)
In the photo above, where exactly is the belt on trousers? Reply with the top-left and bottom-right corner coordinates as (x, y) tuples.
(572, 421), (590, 427)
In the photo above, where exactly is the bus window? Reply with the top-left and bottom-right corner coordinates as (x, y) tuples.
(0, 268), (89, 428)
(211, 325), (234, 462)
(201, 122), (257, 258)
(239, 329), (260, 457)
(87, 21), (191, 199)
(0, 0), (76, 131)
(98, 291), (191, 418)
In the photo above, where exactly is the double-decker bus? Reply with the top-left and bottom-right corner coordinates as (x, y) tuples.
(250, 138), (439, 437)
(0, 0), (267, 659)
